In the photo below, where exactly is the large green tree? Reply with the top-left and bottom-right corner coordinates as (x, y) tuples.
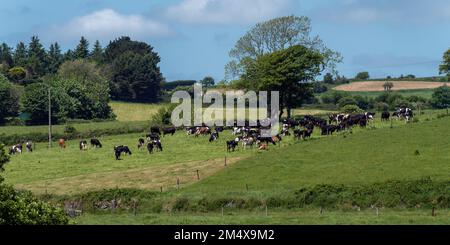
(13, 42), (28, 67)
(0, 74), (20, 124)
(74, 36), (90, 59)
(47, 42), (63, 74)
(431, 85), (450, 109)
(0, 43), (14, 70)
(90, 40), (104, 64)
(200, 76), (215, 88)
(27, 36), (48, 78)
(439, 48), (450, 78)
(57, 59), (113, 119)
(104, 37), (164, 102)
(226, 16), (341, 81)
(236, 45), (324, 118)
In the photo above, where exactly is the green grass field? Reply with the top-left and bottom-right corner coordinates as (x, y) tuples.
(109, 101), (163, 122)
(344, 89), (434, 99)
(2, 109), (450, 224)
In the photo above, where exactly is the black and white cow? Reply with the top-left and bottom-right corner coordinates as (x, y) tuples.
(393, 107), (414, 121)
(209, 132), (219, 142)
(9, 144), (22, 155)
(90, 139), (102, 148)
(364, 112), (376, 120)
(146, 133), (160, 142)
(25, 141), (33, 152)
(114, 145), (132, 160)
(147, 142), (154, 154)
(226, 140), (238, 152)
(138, 138), (145, 149)
(79, 140), (88, 150)
(150, 126), (161, 135)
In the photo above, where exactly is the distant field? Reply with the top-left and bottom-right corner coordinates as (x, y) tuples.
(342, 89), (435, 99)
(110, 101), (163, 122)
(334, 81), (447, 92)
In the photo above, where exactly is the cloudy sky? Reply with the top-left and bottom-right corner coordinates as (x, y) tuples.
(0, 0), (449, 81)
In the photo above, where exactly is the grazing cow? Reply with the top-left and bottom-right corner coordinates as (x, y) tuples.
(79, 140), (88, 150)
(58, 138), (66, 149)
(25, 141), (33, 152)
(162, 127), (176, 136)
(272, 134), (282, 144)
(185, 127), (197, 135)
(154, 140), (163, 152)
(114, 145), (132, 160)
(9, 144), (22, 155)
(146, 133), (160, 142)
(258, 142), (269, 151)
(226, 140), (238, 152)
(195, 127), (211, 137)
(257, 136), (276, 146)
(232, 127), (243, 135)
(381, 111), (390, 121)
(90, 139), (102, 148)
(150, 126), (161, 135)
(147, 142), (154, 154)
(215, 126), (224, 133)
(138, 138), (145, 149)
(242, 137), (255, 149)
(365, 112), (376, 120)
(209, 132), (219, 142)
(393, 107), (414, 121)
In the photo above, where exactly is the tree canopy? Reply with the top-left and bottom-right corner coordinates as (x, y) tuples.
(226, 16), (341, 81)
(431, 85), (450, 109)
(235, 45), (324, 117)
(0, 74), (20, 124)
(439, 48), (450, 78)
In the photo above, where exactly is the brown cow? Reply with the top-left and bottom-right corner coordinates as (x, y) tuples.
(58, 138), (66, 149)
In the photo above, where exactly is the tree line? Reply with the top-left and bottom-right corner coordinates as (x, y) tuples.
(0, 36), (164, 125)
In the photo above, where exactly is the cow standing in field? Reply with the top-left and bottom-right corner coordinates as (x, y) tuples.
(114, 145), (132, 160)
(79, 140), (88, 150)
(26, 141), (33, 152)
(9, 144), (22, 155)
(147, 142), (154, 154)
(150, 126), (161, 135)
(138, 138), (145, 150)
(162, 127), (176, 136)
(90, 139), (102, 148)
(209, 132), (219, 142)
(381, 111), (390, 121)
(59, 138), (66, 149)
(226, 140), (238, 152)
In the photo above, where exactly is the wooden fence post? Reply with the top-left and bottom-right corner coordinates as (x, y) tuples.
(196, 170), (200, 180)
(246, 184), (249, 191)
(224, 156), (227, 167)
(160, 186), (163, 193)
(177, 178), (180, 190)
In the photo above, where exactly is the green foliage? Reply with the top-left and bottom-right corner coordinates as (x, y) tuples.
(238, 45), (324, 117)
(0, 144), (9, 171)
(150, 103), (178, 126)
(47, 42), (63, 74)
(13, 42), (28, 67)
(22, 82), (69, 125)
(431, 85), (450, 109)
(200, 76), (215, 88)
(57, 59), (114, 120)
(0, 183), (68, 225)
(338, 96), (357, 108)
(7, 66), (27, 83)
(226, 15), (342, 80)
(341, 104), (363, 113)
(105, 37), (163, 102)
(90, 40), (104, 64)
(323, 73), (334, 84)
(439, 48), (450, 77)
(27, 36), (48, 78)
(312, 82), (328, 94)
(355, 71), (370, 80)
(383, 81), (394, 91)
(63, 125), (77, 135)
(74, 36), (90, 59)
(375, 102), (389, 112)
(0, 75), (20, 124)
(164, 80), (197, 90)
(321, 90), (350, 105)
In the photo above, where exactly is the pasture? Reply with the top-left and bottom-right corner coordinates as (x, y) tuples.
(109, 102), (163, 122)
(2, 109), (450, 224)
(333, 81), (447, 92)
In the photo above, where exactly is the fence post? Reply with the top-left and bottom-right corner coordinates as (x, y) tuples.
(265, 205), (268, 217)
(160, 186), (163, 193)
(246, 184), (249, 191)
(224, 156), (227, 167)
(133, 200), (137, 216)
(196, 170), (200, 180)
(177, 178), (180, 190)
(222, 207), (224, 217)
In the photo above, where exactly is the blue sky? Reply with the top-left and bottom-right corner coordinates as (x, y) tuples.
(0, 0), (449, 81)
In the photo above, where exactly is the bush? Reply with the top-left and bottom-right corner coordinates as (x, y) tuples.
(431, 85), (450, 109)
(375, 102), (389, 112)
(64, 125), (77, 135)
(338, 96), (358, 109)
(0, 75), (20, 125)
(341, 105), (363, 114)
(321, 90), (349, 105)
(355, 71), (370, 80)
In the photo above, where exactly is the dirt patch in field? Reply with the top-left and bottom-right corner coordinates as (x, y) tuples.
(334, 81), (448, 92)
(15, 157), (244, 195)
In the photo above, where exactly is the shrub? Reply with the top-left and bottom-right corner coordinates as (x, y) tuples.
(431, 85), (450, 109)
(0, 75), (20, 125)
(341, 105), (363, 114)
(355, 71), (369, 80)
(338, 97), (358, 109)
(375, 102), (389, 112)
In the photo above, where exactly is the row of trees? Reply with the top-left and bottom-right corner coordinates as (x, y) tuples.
(0, 36), (165, 125)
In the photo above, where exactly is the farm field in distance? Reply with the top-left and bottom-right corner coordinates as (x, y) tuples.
(333, 81), (448, 92)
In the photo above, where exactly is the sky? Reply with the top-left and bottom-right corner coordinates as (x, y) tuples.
(0, 0), (449, 82)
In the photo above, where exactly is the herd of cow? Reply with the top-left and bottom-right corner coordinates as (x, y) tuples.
(6, 107), (414, 160)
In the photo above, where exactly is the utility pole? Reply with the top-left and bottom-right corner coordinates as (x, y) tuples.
(48, 86), (52, 148)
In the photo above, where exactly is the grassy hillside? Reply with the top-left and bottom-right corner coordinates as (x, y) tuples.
(342, 89), (434, 99)
(109, 102), (163, 122)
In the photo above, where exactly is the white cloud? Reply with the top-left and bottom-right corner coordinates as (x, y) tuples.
(47, 9), (172, 41)
(165, 0), (293, 24)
